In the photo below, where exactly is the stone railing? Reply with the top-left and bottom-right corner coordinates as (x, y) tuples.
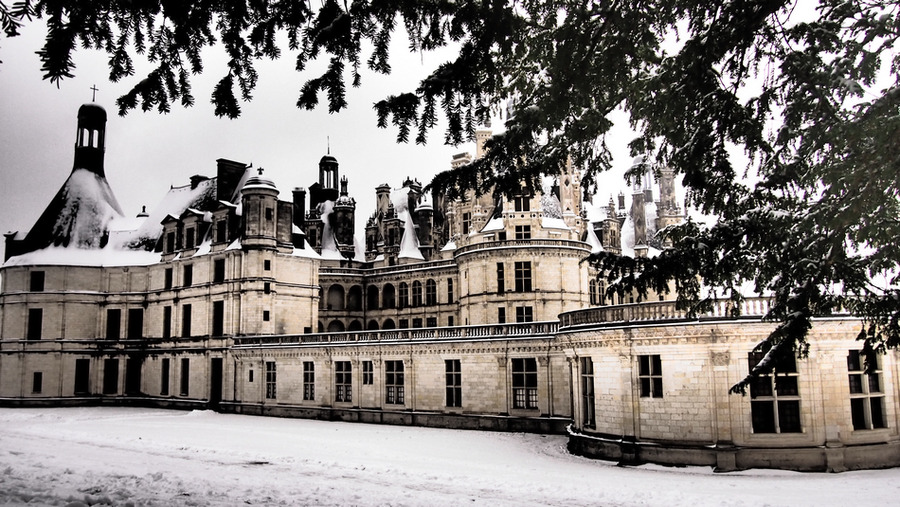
(233, 320), (559, 347)
(558, 297), (775, 329)
(453, 239), (590, 257)
(320, 259), (457, 276)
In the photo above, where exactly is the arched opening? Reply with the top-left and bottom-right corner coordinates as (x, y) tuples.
(382, 318), (396, 330)
(425, 279), (437, 306)
(412, 280), (422, 307)
(366, 319), (379, 330)
(327, 320), (345, 332)
(366, 285), (379, 310)
(382, 284), (396, 309)
(398, 282), (409, 309)
(348, 320), (363, 331)
(347, 285), (363, 311)
(327, 285), (345, 310)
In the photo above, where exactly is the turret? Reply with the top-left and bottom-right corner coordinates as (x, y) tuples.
(73, 103), (107, 176)
(331, 176), (356, 259)
(241, 169), (280, 250)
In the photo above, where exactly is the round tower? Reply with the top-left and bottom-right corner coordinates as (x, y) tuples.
(241, 169), (280, 249)
(332, 176), (356, 258)
(73, 103), (107, 176)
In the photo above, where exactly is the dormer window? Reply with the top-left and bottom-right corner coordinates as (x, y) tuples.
(185, 228), (195, 249)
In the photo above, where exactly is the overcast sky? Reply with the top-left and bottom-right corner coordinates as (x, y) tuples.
(0, 19), (636, 260)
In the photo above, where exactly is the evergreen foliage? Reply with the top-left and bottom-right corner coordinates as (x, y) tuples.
(3, 0), (898, 392)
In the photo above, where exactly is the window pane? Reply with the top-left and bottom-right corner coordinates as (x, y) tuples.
(870, 397), (886, 429)
(774, 376), (798, 396)
(751, 401), (776, 433)
(848, 374), (864, 394)
(777, 400), (802, 433)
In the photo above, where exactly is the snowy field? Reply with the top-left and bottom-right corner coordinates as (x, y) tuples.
(0, 408), (897, 506)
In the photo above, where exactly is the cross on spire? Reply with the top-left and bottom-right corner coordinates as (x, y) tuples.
(257, 167), (264, 176)
(90, 85), (99, 102)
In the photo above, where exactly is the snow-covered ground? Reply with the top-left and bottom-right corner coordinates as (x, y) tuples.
(1, 408), (897, 506)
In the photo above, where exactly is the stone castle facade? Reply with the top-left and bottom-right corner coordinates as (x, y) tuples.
(1, 104), (898, 472)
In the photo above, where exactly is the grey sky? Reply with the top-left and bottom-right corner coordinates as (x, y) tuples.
(0, 19), (635, 259)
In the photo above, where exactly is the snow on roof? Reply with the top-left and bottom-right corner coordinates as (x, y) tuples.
(317, 200), (348, 260)
(398, 208), (424, 260)
(481, 216), (504, 232)
(117, 178), (218, 249)
(585, 227), (604, 253)
(541, 217), (570, 230)
(2, 245), (160, 268)
(291, 241), (321, 259)
(441, 240), (457, 252)
(38, 168), (125, 250)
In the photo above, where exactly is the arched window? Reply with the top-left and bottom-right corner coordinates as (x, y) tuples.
(327, 285), (345, 310)
(412, 281), (423, 307)
(398, 282), (409, 309)
(348, 320), (363, 331)
(382, 318), (396, 330)
(327, 320), (345, 332)
(425, 279), (437, 306)
(382, 284), (396, 309)
(347, 285), (363, 311)
(367, 285), (379, 310)
(367, 320), (379, 330)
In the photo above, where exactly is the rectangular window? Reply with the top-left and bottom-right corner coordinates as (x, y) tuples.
(426, 317), (437, 327)
(515, 225), (531, 240)
(638, 354), (663, 398)
(183, 264), (193, 286)
(265, 361), (277, 399)
(27, 308), (42, 340)
(185, 228), (195, 249)
(515, 306), (533, 323)
(264, 282), (271, 294)
(498, 307), (506, 324)
(181, 304), (192, 337)
(264, 260), (272, 271)
(164, 268), (173, 290)
(212, 301), (225, 336)
(127, 308), (143, 339)
(847, 350), (886, 430)
(512, 358), (538, 409)
(29, 271), (45, 292)
(32, 372), (43, 394)
(103, 359), (119, 395)
(216, 219), (227, 243)
(399, 319), (409, 329)
(445, 359), (462, 408)
(447, 278), (454, 302)
(462, 212), (471, 235)
(448, 316), (454, 326)
(385, 360), (405, 405)
(162, 306), (172, 338)
(335, 361), (352, 402)
(362, 361), (373, 385)
(74, 359), (90, 395)
(214, 258), (226, 283)
(166, 232), (176, 253)
(748, 352), (802, 433)
(303, 361), (315, 401)
(581, 358), (596, 427)
(105, 309), (121, 340)
(514, 261), (532, 292)
(412, 318), (423, 328)
(265, 208), (274, 221)
(513, 195), (530, 212)
(160, 358), (170, 396)
(263, 310), (270, 322)
(180, 358), (190, 396)
(249, 369), (254, 383)
(496, 263), (505, 293)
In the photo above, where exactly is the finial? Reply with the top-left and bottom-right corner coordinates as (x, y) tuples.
(90, 85), (99, 102)
(257, 167), (264, 176)
(327, 136), (331, 155)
